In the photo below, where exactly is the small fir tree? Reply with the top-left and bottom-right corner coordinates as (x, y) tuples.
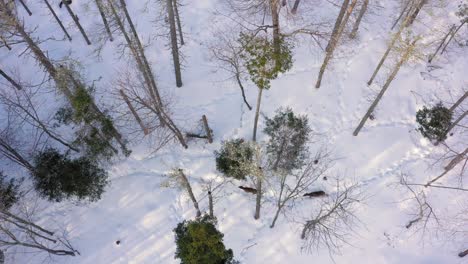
(264, 107), (311, 172)
(416, 102), (452, 142)
(0, 172), (21, 210)
(174, 215), (236, 264)
(32, 148), (109, 202)
(215, 139), (254, 180)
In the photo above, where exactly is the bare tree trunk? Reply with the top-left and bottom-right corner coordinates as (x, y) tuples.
(18, 0), (32, 16)
(1, 36), (11, 50)
(391, 0), (411, 30)
(441, 20), (467, 54)
(252, 87), (263, 142)
(406, 0), (427, 26)
(316, 0), (357, 88)
(449, 91), (468, 112)
(368, 15), (411, 86)
(236, 73), (252, 110)
(349, 0), (368, 39)
(166, 0), (183, 87)
(325, 0), (349, 53)
(0, 68), (22, 90)
(0, 138), (34, 171)
(208, 191), (214, 218)
(95, 0), (114, 41)
(270, 202), (282, 228)
(291, 0), (301, 14)
(354, 39), (418, 136)
(178, 169), (202, 217)
(173, 0), (184, 45)
(425, 147), (468, 186)
(119, 89), (149, 135)
(44, 0), (72, 42)
(270, 0), (281, 62)
(63, 1), (92, 45)
(202, 115), (213, 143)
(446, 110), (467, 135)
(428, 25), (455, 63)
(254, 172), (262, 220)
(459, 249), (468, 258)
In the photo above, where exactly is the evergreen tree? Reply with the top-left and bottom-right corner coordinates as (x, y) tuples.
(31, 148), (109, 202)
(416, 102), (452, 142)
(215, 139), (253, 180)
(0, 172), (20, 210)
(264, 107), (311, 172)
(174, 215), (236, 264)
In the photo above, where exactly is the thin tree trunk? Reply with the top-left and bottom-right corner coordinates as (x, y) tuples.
(270, 0), (281, 62)
(178, 169), (201, 217)
(354, 39), (418, 136)
(459, 249), (468, 258)
(254, 171), (262, 220)
(446, 110), (467, 135)
(252, 87), (263, 142)
(119, 89), (149, 135)
(291, 0), (301, 14)
(208, 191), (214, 218)
(63, 2), (92, 45)
(441, 21), (467, 54)
(202, 115), (213, 143)
(0, 138), (34, 171)
(316, 0), (357, 88)
(349, 0), (368, 39)
(1, 36), (11, 50)
(235, 73), (252, 110)
(428, 25), (455, 63)
(18, 0), (32, 16)
(0, 68), (22, 90)
(325, 0), (349, 53)
(173, 0), (184, 45)
(406, 0), (427, 26)
(391, 0), (411, 30)
(95, 0), (113, 41)
(166, 0), (183, 87)
(44, 0), (72, 42)
(449, 91), (468, 112)
(270, 203), (283, 228)
(368, 15), (411, 86)
(425, 147), (468, 186)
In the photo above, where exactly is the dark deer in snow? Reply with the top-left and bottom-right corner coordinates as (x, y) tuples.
(239, 186), (257, 194)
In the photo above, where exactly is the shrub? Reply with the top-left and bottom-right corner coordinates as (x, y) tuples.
(215, 139), (253, 180)
(416, 102), (452, 142)
(32, 148), (108, 202)
(0, 172), (21, 210)
(174, 215), (235, 264)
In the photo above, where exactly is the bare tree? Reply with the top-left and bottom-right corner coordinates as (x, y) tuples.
(406, 0), (427, 26)
(354, 37), (420, 136)
(349, 0), (369, 39)
(0, 68), (22, 90)
(301, 179), (364, 255)
(95, 0), (114, 41)
(17, 0), (32, 16)
(166, 0), (183, 87)
(428, 25), (456, 63)
(291, 0), (301, 14)
(425, 147), (467, 187)
(325, 0), (349, 53)
(62, 1), (92, 45)
(315, 0), (358, 88)
(270, 149), (333, 228)
(173, 0), (184, 45)
(43, 0), (72, 41)
(163, 168), (202, 217)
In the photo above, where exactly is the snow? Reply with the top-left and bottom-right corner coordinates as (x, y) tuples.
(1, 0), (467, 263)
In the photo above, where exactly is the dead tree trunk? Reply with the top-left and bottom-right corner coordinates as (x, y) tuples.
(459, 249), (468, 258)
(1, 36), (11, 50)
(315, 0), (357, 88)
(208, 191), (214, 218)
(236, 72), (252, 110)
(119, 89), (149, 135)
(291, 0), (301, 14)
(368, 15), (411, 86)
(446, 110), (467, 135)
(18, 0), (32, 16)
(425, 147), (468, 186)
(173, 0), (184, 45)
(354, 39), (418, 136)
(252, 87), (264, 142)
(202, 115), (213, 143)
(349, 0), (368, 39)
(391, 0), (411, 30)
(406, 0), (427, 26)
(0, 68), (22, 90)
(271, 0), (281, 65)
(63, 1), (92, 45)
(325, 0), (349, 53)
(95, 0), (113, 41)
(441, 20), (467, 54)
(428, 25), (455, 63)
(254, 169), (263, 220)
(449, 91), (468, 112)
(177, 169), (202, 217)
(166, 0), (183, 87)
(44, 0), (72, 42)
(0, 137), (34, 171)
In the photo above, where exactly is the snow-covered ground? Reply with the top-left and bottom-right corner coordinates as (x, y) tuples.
(1, 0), (467, 263)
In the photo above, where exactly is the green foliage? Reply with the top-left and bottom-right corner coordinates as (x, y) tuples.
(416, 102), (452, 142)
(264, 107), (311, 172)
(174, 215), (236, 264)
(71, 86), (95, 124)
(215, 139), (253, 180)
(0, 172), (21, 210)
(32, 148), (109, 202)
(239, 33), (293, 89)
